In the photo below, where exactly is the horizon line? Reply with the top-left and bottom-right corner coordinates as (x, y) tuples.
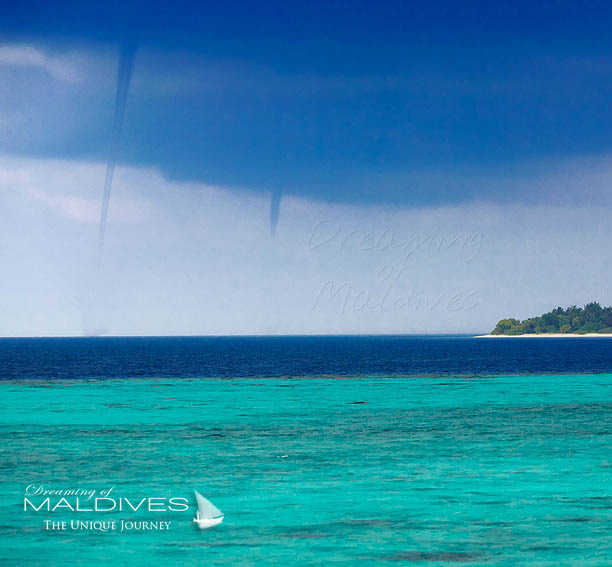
(0, 332), (486, 339)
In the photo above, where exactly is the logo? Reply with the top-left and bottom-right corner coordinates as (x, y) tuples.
(23, 485), (224, 532)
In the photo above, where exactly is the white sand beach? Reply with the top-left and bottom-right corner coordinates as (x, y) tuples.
(475, 333), (612, 338)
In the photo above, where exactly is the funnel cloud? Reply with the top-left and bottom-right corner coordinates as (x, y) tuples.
(270, 189), (282, 236)
(97, 42), (136, 258)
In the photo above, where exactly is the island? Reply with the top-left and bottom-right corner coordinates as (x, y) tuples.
(477, 302), (612, 337)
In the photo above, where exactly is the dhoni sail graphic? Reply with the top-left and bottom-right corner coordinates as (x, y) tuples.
(193, 490), (224, 529)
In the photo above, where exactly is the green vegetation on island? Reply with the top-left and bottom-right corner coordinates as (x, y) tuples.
(492, 302), (612, 335)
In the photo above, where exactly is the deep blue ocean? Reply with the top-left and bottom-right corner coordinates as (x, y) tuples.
(2, 335), (612, 380)
(2, 336), (612, 566)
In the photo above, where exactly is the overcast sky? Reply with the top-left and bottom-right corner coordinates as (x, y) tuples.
(1, 1), (611, 336)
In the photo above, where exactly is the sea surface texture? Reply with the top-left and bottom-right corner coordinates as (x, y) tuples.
(2, 336), (612, 566)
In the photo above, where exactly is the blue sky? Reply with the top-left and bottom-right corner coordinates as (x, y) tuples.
(4, 0), (612, 205)
(1, 1), (611, 335)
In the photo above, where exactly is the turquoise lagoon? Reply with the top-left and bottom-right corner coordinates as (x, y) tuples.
(2, 373), (612, 565)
